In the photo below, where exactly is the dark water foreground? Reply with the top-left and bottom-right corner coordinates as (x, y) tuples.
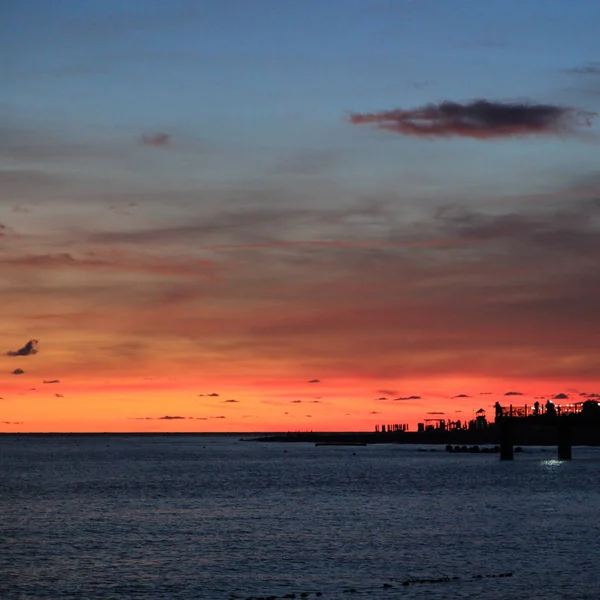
(1, 435), (599, 599)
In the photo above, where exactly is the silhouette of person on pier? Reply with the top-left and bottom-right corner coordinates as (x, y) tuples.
(494, 402), (503, 419)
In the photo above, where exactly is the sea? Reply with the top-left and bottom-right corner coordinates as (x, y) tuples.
(1, 435), (599, 600)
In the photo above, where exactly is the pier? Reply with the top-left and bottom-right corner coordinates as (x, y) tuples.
(495, 399), (600, 460)
(244, 399), (600, 454)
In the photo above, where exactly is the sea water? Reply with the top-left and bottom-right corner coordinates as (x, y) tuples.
(1, 435), (599, 600)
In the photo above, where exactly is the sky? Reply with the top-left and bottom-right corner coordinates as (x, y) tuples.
(2, 0), (600, 433)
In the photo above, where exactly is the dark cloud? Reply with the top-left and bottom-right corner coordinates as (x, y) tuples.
(376, 396), (387, 400)
(348, 100), (596, 139)
(55, 393), (64, 398)
(480, 392), (493, 395)
(452, 394), (470, 398)
(584, 393), (600, 398)
(139, 132), (171, 147)
(199, 393), (220, 397)
(130, 415), (203, 420)
(393, 395), (421, 400)
(553, 393), (569, 399)
(427, 411), (445, 415)
(311, 400), (321, 403)
(1, 421), (23, 425)
(12, 368), (24, 375)
(308, 379), (321, 383)
(7, 339), (39, 357)
(211, 416), (226, 419)
(370, 411), (381, 414)
(504, 391), (523, 396)
(291, 400), (302, 403)
(43, 379), (60, 384)
(223, 399), (238, 403)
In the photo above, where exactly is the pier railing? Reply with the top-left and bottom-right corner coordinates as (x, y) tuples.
(497, 403), (583, 419)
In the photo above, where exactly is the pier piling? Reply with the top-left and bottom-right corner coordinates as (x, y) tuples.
(557, 420), (572, 460)
(499, 420), (514, 460)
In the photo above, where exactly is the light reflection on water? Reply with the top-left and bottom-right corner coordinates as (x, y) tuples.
(1, 437), (600, 600)
(540, 459), (568, 470)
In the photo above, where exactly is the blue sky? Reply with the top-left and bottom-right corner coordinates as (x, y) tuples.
(4, 0), (599, 200)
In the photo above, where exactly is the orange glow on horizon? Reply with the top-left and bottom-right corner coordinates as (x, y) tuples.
(2, 371), (598, 433)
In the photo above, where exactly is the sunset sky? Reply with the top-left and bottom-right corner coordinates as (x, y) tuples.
(2, 0), (600, 432)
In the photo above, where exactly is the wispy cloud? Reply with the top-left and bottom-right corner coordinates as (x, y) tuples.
(348, 100), (596, 139)
(139, 132), (171, 148)
(565, 63), (600, 75)
(0, 253), (217, 279)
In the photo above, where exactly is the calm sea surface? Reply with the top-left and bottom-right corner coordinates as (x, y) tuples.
(1, 435), (599, 600)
